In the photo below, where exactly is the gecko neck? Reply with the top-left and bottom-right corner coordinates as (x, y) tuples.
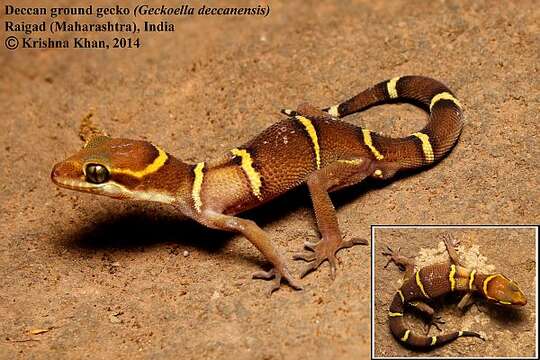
(130, 155), (194, 205)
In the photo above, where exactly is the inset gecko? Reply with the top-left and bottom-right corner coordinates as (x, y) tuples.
(383, 235), (527, 349)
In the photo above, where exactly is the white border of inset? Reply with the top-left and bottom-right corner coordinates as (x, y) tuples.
(370, 224), (538, 360)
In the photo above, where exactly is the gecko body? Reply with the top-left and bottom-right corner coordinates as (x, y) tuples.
(52, 76), (463, 291)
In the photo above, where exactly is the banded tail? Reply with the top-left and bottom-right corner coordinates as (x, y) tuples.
(323, 76), (463, 169)
(388, 291), (483, 349)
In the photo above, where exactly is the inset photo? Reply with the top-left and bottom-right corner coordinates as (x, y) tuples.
(372, 226), (537, 359)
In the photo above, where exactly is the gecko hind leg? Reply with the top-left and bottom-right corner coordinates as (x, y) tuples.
(407, 301), (445, 334)
(425, 315), (446, 335)
(408, 301), (436, 317)
(293, 159), (371, 279)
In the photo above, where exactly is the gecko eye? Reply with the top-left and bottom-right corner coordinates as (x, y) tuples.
(85, 164), (110, 184)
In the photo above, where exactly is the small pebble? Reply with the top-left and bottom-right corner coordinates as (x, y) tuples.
(183, 250), (189, 257)
(109, 314), (121, 324)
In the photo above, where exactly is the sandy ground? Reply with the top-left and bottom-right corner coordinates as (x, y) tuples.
(373, 227), (537, 358)
(1, 0), (539, 359)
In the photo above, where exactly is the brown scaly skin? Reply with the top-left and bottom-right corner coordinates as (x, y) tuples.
(52, 76), (463, 293)
(383, 235), (527, 350)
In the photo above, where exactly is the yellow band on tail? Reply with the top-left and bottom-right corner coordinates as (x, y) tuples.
(400, 330), (411, 342)
(387, 77), (400, 99)
(430, 92), (462, 111)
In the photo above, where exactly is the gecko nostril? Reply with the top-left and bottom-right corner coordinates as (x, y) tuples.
(51, 165), (59, 179)
(51, 163), (64, 180)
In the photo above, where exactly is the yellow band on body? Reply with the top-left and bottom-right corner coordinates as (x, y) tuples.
(416, 271), (430, 299)
(231, 148), (263, 200)
(449, 264), (457, 291)
(362, 129), (384, 160)
(192, 162), (205, 212)
(296, 116), (321, 169)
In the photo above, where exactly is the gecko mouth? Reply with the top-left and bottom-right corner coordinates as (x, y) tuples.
(493, 298), (527, 307)
(51, 175), (114, 195)
(508, 298), (527, 306)
(52, 176), (104, 190)
(52, 178), (129, 200)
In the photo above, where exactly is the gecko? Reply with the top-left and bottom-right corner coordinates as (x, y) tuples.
(51, 76), (463, 292)
(383, 235), (527, 349)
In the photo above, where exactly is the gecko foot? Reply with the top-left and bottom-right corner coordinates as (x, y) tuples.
(425, 315), (446, 335)
(293, 237), (368, 279)
(441, 233), (460, 249)
(382, 245), (402, 269)
(382, 245), (413, 271)
(252, 266), (303, 295)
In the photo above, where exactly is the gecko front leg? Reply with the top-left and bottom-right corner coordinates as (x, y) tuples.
(442, 233), (463, 266)
(382, 245), (416, 281)
(198, 210), (302, 294)
(441, 233), (476, 309)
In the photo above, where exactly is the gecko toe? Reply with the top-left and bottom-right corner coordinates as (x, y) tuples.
(292, 253), (316, 262)
(303, 240), (318, 250)
(340, 237), (369, 248)
(300, 260), (322, 278)
(328, 255), (338, 280)
(295, 236), (364, 279)
(253, 267), (302, 294)
(252, 269), (275, 280)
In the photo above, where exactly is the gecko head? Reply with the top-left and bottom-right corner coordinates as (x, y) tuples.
(51, 136), (171, 201)
(482, 274), (527, 306)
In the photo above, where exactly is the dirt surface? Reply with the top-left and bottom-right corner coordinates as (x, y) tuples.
(1, 0), (539, 359)
(373, 227), (537, 358)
